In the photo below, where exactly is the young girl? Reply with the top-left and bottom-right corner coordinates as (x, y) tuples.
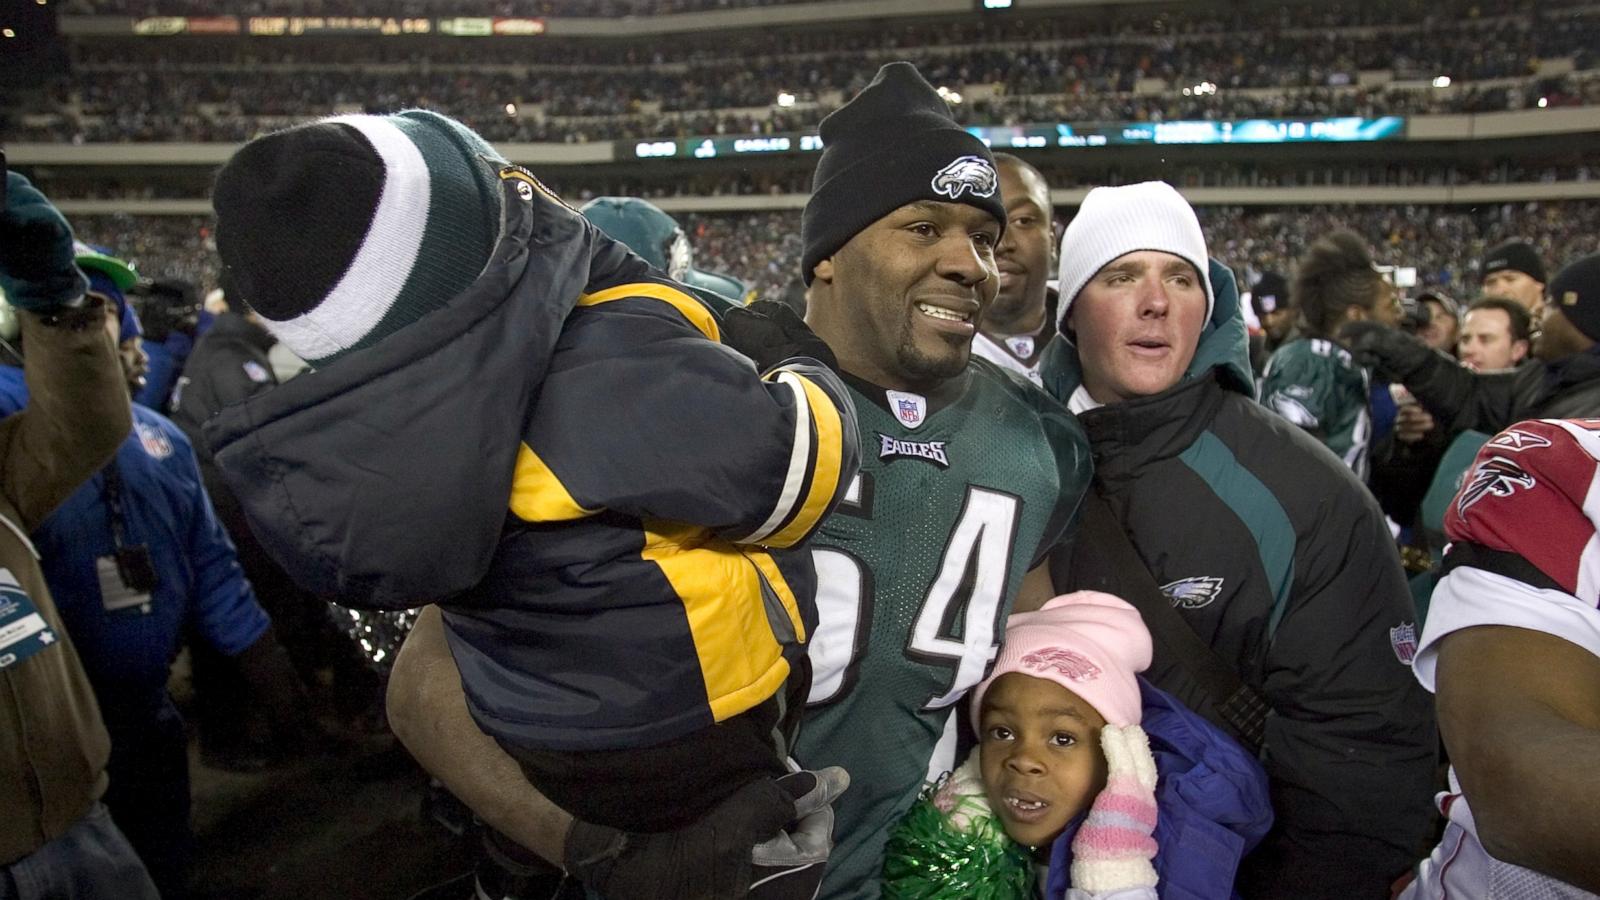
(883, 591), (1272, 899)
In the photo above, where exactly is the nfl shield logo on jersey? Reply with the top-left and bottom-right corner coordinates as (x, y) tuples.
(242, 360), (272, 384)
(886, 390), (927, 429)
(1389, 622), (1419, 665)
(135, 422), (173, 460)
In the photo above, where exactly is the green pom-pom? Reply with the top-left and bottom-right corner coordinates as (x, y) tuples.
(882, 790), (1035, 900)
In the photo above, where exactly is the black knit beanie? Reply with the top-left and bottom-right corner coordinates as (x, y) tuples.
(1250, 271), (1290, 318)
(1549, 252), (1600, 342)
(213, 110), (504, 366)
(1482, 241), (1547, 285)
(800, 62), (1006, 285)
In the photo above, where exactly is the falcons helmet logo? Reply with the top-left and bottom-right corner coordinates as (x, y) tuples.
(1457, 455), (1537, 516)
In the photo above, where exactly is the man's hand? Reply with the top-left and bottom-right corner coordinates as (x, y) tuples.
(564, 766), (848, 900)
(721, 300), (838, 374)
(0, 172), (89, 313)
(1394, 402), (1436, 444)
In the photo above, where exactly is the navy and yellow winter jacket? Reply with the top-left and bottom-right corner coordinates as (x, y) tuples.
(206, 168), (859, 751)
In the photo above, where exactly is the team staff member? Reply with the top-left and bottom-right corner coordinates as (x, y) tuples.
(0, 248), (308, 899)
(0, 172), (157, 899)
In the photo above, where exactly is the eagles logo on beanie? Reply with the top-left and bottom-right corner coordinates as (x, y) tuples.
(212, 109), (504, 366)
(969, 591), (1153, 731)
(800, 62), (1007, 285)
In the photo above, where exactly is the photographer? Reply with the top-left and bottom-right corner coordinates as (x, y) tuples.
(1414, 290), (1461, 356)
(0, 171), (157, 898)
(126, 277), (200, 412)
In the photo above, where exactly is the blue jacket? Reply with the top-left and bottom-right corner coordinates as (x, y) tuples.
(1045, 680), (1274, 900)
(205, 167), (859, 752)
(0, 371), (268, 718)
(134, 330), (193, 413)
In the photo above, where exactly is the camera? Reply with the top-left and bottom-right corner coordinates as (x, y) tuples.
(1375, 264), (1418, 290)
(1398, 296), (1432, 335)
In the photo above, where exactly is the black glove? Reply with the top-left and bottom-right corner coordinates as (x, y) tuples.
(721, 300), (838, 374)
(564, 767), (847, 900)
(0, 172), (89, 313)
(1338, 319), (1417, 381)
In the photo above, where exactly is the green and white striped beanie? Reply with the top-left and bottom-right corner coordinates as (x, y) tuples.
(213, 109), (504, 366)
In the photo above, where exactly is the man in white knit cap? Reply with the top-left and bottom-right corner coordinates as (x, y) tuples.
(1039, 182), (1438, 899)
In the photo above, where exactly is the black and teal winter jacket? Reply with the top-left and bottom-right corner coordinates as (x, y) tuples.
(1041, 261), (1437, 899)
(206, 168), (859, 752)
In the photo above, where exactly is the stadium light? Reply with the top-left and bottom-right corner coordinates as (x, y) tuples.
(1432, 76), (1452, 88)
(1538, 97), (1550, 108)
(936, 85), (963, 105)
(504, 103), (517, 117)
(2, 28), (13, 37)
(776, 92), (796, 108)
(1185, 82), (1217, 97)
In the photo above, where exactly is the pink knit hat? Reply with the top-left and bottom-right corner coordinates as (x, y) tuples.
(970, 591), (1153, 731)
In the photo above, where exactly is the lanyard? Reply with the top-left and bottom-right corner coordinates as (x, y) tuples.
(102, 460), (133, 551)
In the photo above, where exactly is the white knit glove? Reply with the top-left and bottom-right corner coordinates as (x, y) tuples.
(929, 750), (992, 831)
(1069, 725), (1160, 895)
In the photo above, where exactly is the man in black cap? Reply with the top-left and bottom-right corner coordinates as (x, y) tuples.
(788, 64), (1089, 899)
(1481, 240), (1547, 317)
(1347, 252), (1600, 434)
(1247, 270), (1294, 378)
(386, 63), (1094, 900)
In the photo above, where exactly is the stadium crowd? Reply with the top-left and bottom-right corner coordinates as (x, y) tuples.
(35, 157), (1600, 203)
(62, 0), (824, 18)
(64, 200), (1600, 310)
(8, 1), (1599, 144)
(16, 75), (1600, 145)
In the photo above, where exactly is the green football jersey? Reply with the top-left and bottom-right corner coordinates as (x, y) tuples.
(793, 359), (1090, 900)
(1260, 337), (1373, 479)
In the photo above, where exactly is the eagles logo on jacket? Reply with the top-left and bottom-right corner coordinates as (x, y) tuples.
(207, 168), (860, 752)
